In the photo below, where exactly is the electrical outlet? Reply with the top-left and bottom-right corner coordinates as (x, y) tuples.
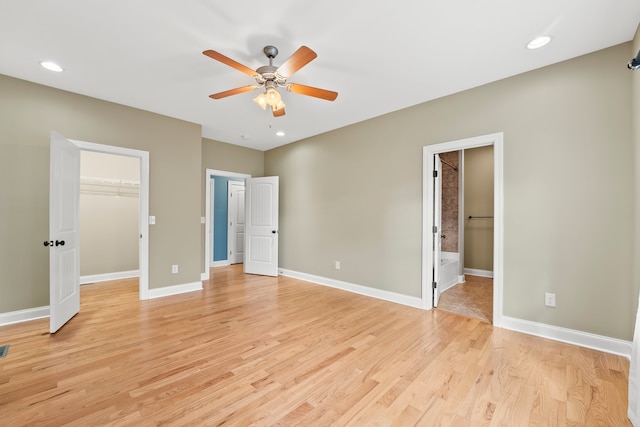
(172, 265), (179, 274)
(334, 261), (341, 270)
(544, 292), (556, 307)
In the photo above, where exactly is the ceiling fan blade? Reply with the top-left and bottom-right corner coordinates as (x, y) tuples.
(287, 84), (338, 101)
(209, 85), (258, 99)
(272, 106), (286, 117)
(203, 50), (258, 77)
(276, 46), (317, 78)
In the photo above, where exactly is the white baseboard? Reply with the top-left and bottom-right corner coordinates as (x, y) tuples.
(279, 269), (423, 309)
(147, 281), (203, 300)
(213, 260), (230, 268)
(463, 268), (493, 278)
(80, 270), (140, 285)
(502, 316), (632, 359)
(0, 306), (49, 327)
(201, 271), (209, 281)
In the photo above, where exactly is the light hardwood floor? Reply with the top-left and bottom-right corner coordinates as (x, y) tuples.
(0, 265), (631, 426)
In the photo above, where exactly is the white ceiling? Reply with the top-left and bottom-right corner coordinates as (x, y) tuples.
(1, 1), (639, 151)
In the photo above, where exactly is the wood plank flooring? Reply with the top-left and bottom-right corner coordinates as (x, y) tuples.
(0, 265), (631, 426)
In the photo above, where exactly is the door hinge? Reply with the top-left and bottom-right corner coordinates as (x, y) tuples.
(432, 225), (438, 233)
(433, 170), (438, 178)
(432, 281), (437, 290)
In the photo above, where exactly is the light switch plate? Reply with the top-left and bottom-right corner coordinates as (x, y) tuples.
(149, 216), (156, 225)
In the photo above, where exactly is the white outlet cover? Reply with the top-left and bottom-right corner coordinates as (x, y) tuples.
(544, 292), (556, 307)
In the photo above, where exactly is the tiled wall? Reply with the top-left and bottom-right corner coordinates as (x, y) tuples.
(440, 151), (459, 253)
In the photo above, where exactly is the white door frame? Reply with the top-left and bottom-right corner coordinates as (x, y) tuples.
(422, 132), (504, 327)
(203, 168), (251, 280)
(72, 139), (150, 300)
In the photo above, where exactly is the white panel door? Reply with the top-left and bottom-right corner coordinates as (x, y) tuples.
(228, 181), (245, 264)
(244, 177), (279, 276)
(49, 132), (81, 333)
(433, 154), (442, 307)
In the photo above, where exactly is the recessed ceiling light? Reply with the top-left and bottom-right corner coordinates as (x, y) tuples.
(276, 131), (285, 137)
(527, 36), (551, 50)
(40, 61), (63, 72)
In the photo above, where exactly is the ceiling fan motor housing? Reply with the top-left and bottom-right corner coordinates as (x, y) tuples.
(263, 45), (278, 59)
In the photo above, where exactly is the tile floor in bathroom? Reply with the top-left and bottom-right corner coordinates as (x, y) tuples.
(437, 275), (493, 323)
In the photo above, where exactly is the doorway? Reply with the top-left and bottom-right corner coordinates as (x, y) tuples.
(203, 169), (251, 280)
(437, 147), (494, 322)
(422, 133), (504, 327)
(72, 139), (150, 299)
(79, 151), (140, 285)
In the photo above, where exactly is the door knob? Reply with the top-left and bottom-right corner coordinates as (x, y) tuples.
(55, 240), (65, 246)
(272, 230), (277, 234)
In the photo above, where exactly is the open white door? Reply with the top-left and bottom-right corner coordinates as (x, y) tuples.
(244, 177), (279, 276)
(433, 154), (442, 307)
(49, 132), (81, 333)
(228, 181), (245, 264)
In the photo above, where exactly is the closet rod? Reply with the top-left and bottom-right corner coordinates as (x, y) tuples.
(468, 216), (493, 219)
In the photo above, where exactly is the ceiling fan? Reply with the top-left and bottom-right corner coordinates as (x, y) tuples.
(203, 45), (338, 117)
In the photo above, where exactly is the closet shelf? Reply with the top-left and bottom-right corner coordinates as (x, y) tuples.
(80, 176), (139, 197)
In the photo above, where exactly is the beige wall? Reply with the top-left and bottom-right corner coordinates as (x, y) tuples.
(0, 75), (202, 313)
(463, 146), (494, 271)
(266, 43), (634, 340)
(202, 137), (264, 177)
(80, 152), (139, 276)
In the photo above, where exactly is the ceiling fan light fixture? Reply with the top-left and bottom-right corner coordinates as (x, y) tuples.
(272, 100), (286, 112)
(253, 93), (268, 110)
(265, 88), (282, 107)
(204, 45), (338, 118)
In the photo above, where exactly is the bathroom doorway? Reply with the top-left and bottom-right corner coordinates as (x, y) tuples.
(422, 132), (504, 326)
(437, 146), (494, 322)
